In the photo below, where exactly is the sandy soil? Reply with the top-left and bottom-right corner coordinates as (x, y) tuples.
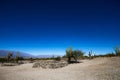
(0, 57), (120, 80)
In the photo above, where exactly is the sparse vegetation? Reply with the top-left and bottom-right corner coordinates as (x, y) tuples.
(93, 53), (116, 58)
(66, 47), (84, 63)
(0, 45), (120, 66)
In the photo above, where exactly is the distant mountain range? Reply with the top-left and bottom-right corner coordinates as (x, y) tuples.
(0, 50), (57, 58)
(0, 50), (34, 58)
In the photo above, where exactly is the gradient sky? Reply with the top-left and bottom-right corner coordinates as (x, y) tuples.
(0, 0), (120, 55)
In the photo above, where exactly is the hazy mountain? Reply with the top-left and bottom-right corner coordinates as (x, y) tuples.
(0, 50), (58, 58)
(0, 50), (34, 58)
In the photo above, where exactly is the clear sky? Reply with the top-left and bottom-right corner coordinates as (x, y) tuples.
(0, 0), (120, 55)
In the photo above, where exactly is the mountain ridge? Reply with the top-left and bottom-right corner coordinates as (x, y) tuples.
(0, 50), (58, 58)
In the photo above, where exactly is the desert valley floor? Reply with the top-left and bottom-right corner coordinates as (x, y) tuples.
(0, 57), (120, 80)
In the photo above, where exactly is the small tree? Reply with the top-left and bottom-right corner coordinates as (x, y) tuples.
(115, 45), (120, 56)
(66, 47), (84, 63)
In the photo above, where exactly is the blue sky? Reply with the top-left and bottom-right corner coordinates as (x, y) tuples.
(0, 0), (120, 55)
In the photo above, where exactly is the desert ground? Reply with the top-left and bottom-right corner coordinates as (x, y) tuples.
(0, 57), (120, 80)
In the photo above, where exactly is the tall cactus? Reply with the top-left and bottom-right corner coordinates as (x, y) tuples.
(88, 50), (92, 59)
(66, 48), (70, 62)
(115, 45), (120, 56)
(66, 47), (73, 63)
